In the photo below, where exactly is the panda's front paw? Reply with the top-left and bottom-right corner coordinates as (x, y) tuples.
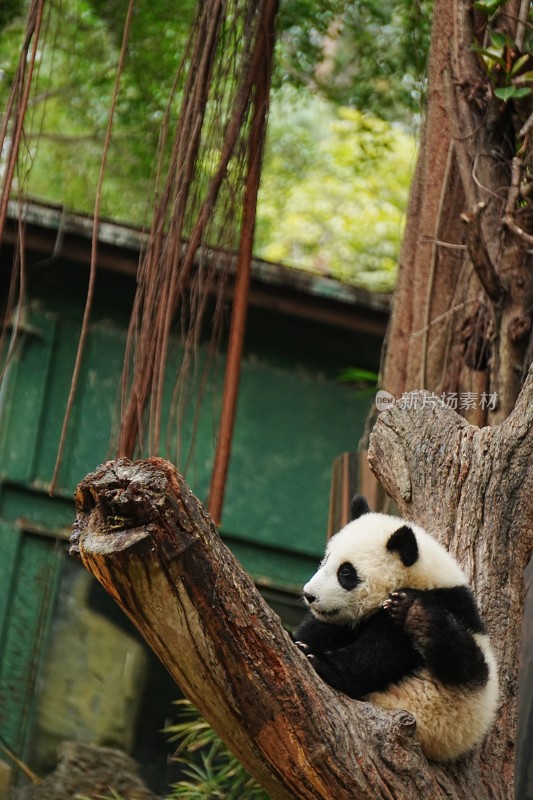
(382, 589), (414, 626)
(295, 640), (314, 657)
(295, 640), (320, 667)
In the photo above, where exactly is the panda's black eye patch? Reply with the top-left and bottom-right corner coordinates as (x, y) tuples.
(337, 562), (360, 590)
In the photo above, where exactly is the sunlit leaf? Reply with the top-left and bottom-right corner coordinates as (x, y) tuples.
(511, 53), (531, 77)
(471, 45), (506, 69)
(474, 0), (507, 13)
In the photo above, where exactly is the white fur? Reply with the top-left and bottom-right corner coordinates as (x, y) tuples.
(303, 512), (499, 761)
(304, 513), (466, 625)
(367, 633), (499, 760)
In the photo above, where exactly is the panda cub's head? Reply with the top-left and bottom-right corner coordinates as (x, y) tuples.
(303, 496), (467, 627)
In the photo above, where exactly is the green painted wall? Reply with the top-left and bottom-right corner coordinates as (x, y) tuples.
(0, 270), (373, 582)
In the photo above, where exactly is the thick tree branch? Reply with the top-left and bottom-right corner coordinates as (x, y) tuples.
(70, 454), (515, 800)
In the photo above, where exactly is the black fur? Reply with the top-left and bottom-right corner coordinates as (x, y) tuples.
(294, 608), (422, 697)
(386, 525), (419, 567)
(337, 562), (360, 590)
(294, 586), (488, 697)
(384, 587), (488, 687)
(350, 494), (370, 521)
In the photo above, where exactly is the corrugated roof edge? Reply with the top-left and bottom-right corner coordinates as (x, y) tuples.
(7, 199), (392, 313)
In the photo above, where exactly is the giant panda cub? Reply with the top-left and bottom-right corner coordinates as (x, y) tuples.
(293, 495), (498, 761)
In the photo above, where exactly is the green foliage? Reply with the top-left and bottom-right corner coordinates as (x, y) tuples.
(0, 0), (23, 31)
(166, 701), (270, 800)
(472, 27), (533, 104)
(494, 85), (531, 101)
(473, 0), (507, 13)
(0, 0), (195, 221)
(277, 0), (433, 122)
(1, 0), (418, 291)
(256, 88), (415, 289)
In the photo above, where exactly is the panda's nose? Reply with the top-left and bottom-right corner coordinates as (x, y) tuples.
(304, 591), (316, 604)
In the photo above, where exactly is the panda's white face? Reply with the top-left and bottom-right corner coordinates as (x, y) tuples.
(303, 512), (466, 626)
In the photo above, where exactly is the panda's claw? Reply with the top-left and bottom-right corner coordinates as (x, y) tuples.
(383, 589), (413, 625)
(295, 640), (310, 653)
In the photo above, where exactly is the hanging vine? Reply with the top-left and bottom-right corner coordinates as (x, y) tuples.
(1, 0), (278, 508)
(115, 0), (277, 524)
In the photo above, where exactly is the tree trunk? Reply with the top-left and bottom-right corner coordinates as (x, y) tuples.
(369, 365), (533, 796)
(71, 365), (533, 800)
(381, 0), (533, 425)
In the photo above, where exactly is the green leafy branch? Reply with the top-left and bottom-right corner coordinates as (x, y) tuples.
(472, 4), (533, 102)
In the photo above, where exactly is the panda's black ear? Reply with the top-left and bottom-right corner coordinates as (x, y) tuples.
(350, 494), (370, 521)
(386, 525), (419, 567)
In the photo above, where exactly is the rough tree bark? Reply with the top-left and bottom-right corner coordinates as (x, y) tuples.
(382, 0), (533, 426)
(70, 367), (533, 800)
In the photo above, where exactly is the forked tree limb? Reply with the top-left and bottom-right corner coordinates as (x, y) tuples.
(71, 460), (428, 799)
(71, 367), (533, 799)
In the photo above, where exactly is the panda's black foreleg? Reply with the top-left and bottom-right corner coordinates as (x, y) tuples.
(292, 612), (359, 653)
(293, 609), (423, 698)
(383, 589), (489, 687)
(296, 642), (401, 699)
